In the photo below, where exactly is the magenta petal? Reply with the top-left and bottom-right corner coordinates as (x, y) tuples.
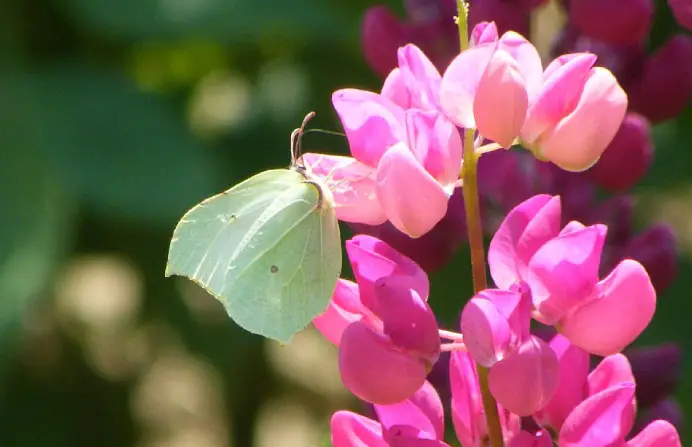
(488, 336), (559, 416)
(461, 294), (512, 367)
(589, 354), (635, 395)
(474, 49), (528, 148)
(627, 420), (682, 447)
(439, 42), (497, 128)
(339, 322), (428, 405)
(507, 429), (553, 447)
(331, 410), (387, 447)
(559, 383), (636, 447)
(534, 334), (590, 430)
(376, 143), (449, 238)
(375, 381), (444, 441)
(397, 44), (442, 110)
(560, 259), (656, 356)
(313, 279), (379, 346)
(449, 351), (483, 447)
(374, 276), (440, 361)
(332, 89), (406, 167)
(302, 153), (386, 225)
(488, 194), (562, 289)
(528, 224), (607, 325)
(382, 68), (413, 109)
(471, 21), (499, 46)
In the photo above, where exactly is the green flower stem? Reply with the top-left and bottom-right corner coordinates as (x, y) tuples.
(456, 3), (505, 447)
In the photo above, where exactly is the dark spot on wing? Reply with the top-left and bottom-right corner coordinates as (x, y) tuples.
(270, 265), (279, 273)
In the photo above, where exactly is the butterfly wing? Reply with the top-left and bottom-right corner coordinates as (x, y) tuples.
(166, 169), (342, 342)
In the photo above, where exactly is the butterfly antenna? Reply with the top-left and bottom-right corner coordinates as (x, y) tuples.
(291, 111), (316, 166)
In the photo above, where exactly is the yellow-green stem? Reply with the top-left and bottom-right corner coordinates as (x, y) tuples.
(456, 3), (505, 447)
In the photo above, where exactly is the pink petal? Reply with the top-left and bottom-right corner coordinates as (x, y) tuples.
(528, 224), (607, 325)
(474, 48), (528, 148)
(627, 420), (682, 447)
(439, 42), (497, 128)
(376, 143), (449, 238)
(397, 44), (442, 110)
(331, 410), (387, 447)
(346, 235), (429, 310)
(521, 53), (597, 144)
(534, 334), (590, 430)
(461, 293), (513, 367)
(497, 31), (544, 102)
(375, 381), (445, 441)
(373, 276), (440, 361)
(488, 194), (562, 289)
(560, 259), (656, 356)
(539, 67), (628, 172)
(403, 110), (463, 187)
(449, 351), (484, 447)
(471, 21), (499, 46)
(382, 68), (413, 109)
(302, 153), (386, 225)
(339, 322), (429, 405)
(589, 354), (635, 395)
(488, 336), (559, 416)
(559, 383), (636, 447)
(508, 430), (553, 447)
(313, 279), (380, 346)
(332, 89), (406, 167)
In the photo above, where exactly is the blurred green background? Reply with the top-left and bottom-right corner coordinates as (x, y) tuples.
(0, 0), (689, 445)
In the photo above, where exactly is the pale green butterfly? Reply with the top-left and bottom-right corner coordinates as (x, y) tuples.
(165, 112), (342, 343)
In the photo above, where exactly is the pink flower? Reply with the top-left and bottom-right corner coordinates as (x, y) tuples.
(331, 381), (451, 446)
(488, 195), (656, 355)
(440, 27), (543, 147)
(449, 350), (521, 446)
(303, 45), (462, 238)
(520, 53), (628, 172)
(313, 235), (439, 404)
(460, 285), (559, 415)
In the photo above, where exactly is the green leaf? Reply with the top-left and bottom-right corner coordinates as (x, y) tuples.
(57, 0), (354, 43)
(2, 63), (223, 226)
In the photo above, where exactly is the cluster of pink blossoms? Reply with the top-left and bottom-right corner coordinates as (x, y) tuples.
(301, 18), (683, 447)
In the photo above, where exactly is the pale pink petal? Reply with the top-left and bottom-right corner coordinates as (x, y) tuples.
(332, 89), (406, 166)
(560, 259), (656, 356)
(528, 225), (607, 325)
(461, 294), (512, 367)
(627, 420), (682, 447)
(489, 286), (531, 341)
(559, 220), (587, 236)
(539, 67), (629, 172)
(471, 21), (499, 46)
(488, 194), (562, 289)
(397, 44), (442, 110)
(302, 153), (386, 225)
(474, 49), (528, 148)
(498, 31), (544, 101)
(375, 381), (445, 440)
(382, 68), (412, 109)
(339, 322), (428, 405)
(376, 143), (449, 238)
(559, 383), (636, 447)
(331, 410), (387, 447)
(313, 279), (379, 346)
(521, 53), (597, 144)
(534, 334), (590, 430)
(403, 110), (463, 187)
(439, 43), (497, 128)
(488, 336), (559, 416)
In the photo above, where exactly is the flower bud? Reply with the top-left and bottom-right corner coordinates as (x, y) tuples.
(626, 343), (681, 409)
(669, 0), (692, 31)
(621, 224), (678, 294)
(627, 34), (692, 123)
(568, 0), (653, 45)
(583, 113), (653, 192)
